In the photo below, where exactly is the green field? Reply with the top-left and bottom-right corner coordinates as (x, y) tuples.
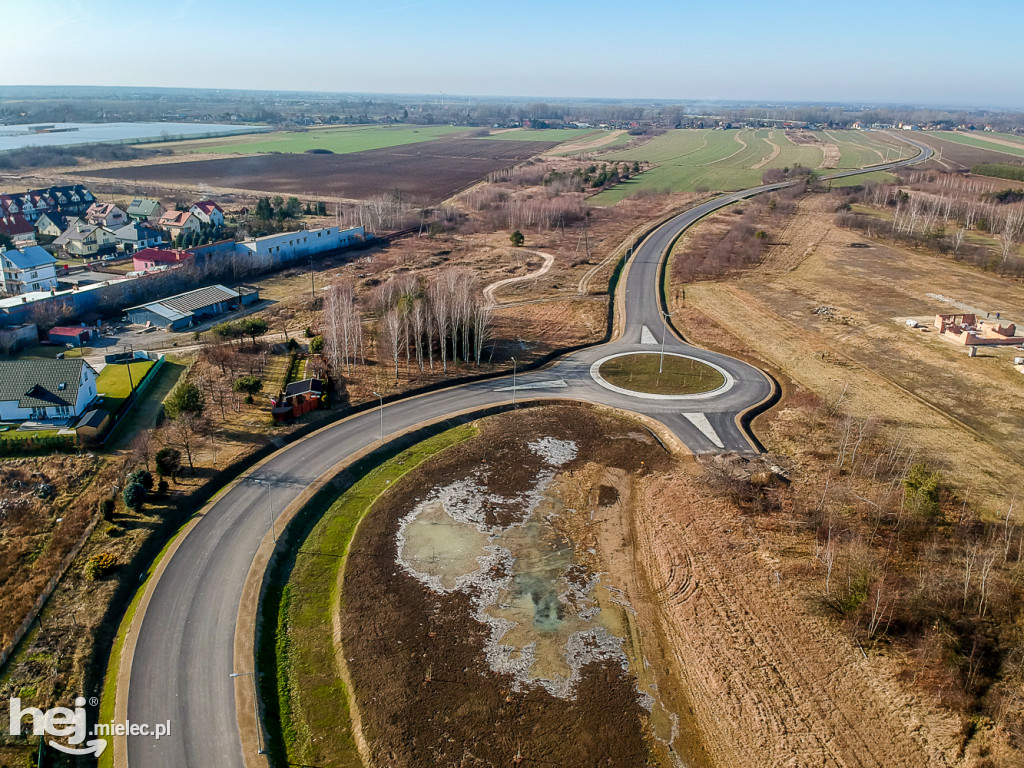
(599, 353), (725, 394)
(193, 125), (466, 155)
(827, 170), (898, 187)
(588, 129), (913, 205)
(933, 132), (1024, 159)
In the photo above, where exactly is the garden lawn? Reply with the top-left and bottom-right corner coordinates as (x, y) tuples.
(95, 360), (155, 413)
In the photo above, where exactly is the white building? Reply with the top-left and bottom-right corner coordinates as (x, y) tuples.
(1, 245), (58, 295)
(238, 225), (365, 265)
(0, 358), (98, 423)
(189, 200), (225, 228)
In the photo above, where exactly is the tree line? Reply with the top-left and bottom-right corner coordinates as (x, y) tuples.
(320, 268), (494, 381)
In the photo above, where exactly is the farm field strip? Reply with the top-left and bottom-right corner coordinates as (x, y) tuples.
(76, 137), (556, 204)
(824, 131), (887, 168)
(476, 128), (600, 142)
(933, 131), (1024, 158)
(762, 131), (824, 169)
(191, 125), (466, 155)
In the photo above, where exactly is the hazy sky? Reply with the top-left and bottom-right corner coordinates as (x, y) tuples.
(5, 0), (1022, 109)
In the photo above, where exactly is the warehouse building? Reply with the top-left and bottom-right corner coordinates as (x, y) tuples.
(126, 284), (259, 331)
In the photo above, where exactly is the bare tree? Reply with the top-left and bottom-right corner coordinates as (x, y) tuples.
(166, 413), (206, 472)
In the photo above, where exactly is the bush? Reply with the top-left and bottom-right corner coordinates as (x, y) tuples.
(309, 335), (324, 354)
(155, 447), (182, 478)
(165, 381), (205, 418)
(510, 229), (525, 247)
(127, 468), (154, 491)
(99, 498), (115, 521)
(157, 478), (169, 495)
(85, 552), (118, 580)
(233, 375), (264, 397)
(904, 463), (941, 519)
(105, 524), (121, 537)
(122, 481), (147, 512)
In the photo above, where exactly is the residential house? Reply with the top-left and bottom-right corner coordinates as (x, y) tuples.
(126, 197), (164, 222)
(85, 202), (128, 229)
(0, 358), (98, 422)
(52, 221), (118, 258)
(189, 200), (225, 228)
(35, 212), (78, 238)
(270, 378), (323, 421)
(1, 245), (58, 295)
(0, 214), (37, 247)
(112, 222), (164, 255)
(131, 247), (192, 272)
(0, 185), (95, 222)
(158, 210), (201, 239)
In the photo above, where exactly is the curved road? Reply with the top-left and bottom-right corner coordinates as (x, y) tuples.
(124, 136), (932, 768)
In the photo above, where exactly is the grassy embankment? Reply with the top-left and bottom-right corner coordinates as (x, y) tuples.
(266, 423), (476, 766)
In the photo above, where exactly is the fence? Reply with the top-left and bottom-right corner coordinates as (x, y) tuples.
(100, 353), (166, 446)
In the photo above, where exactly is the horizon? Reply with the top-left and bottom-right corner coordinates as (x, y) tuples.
(4, 0), (1023, 111)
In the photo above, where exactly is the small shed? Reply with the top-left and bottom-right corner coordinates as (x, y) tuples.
(48, 325), (93, 346)
(75, 408), (110, 439)
(270, 378), (323, 421)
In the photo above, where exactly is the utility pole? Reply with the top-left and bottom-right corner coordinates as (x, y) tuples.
(511, 357), (517, 405)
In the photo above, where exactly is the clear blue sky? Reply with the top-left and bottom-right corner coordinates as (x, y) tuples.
(5, 0), (1022, 109)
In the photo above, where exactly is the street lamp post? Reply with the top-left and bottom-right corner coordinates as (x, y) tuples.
(372, 391), (384, 443)
(229, 672), (266, 755)
(659, 311), (673, 374)
(511, 357), (517, 405)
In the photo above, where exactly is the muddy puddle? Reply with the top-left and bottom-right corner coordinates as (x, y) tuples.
(340, 406), (710, 767)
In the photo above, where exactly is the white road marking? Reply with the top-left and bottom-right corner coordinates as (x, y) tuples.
(640, 325), (658, 345)
(494, 378), (568, 391)
(681, 412), (724, 448)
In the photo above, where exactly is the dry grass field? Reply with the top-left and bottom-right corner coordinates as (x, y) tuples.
(671, 194), (1024, 509)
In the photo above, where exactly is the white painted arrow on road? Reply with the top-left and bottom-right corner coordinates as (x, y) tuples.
(681, 412), (724, 449)
(494, 378), (568, 392)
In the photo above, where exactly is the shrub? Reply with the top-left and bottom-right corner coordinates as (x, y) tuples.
(904, 463), (941, 519)
(99, 498), (116, 521)
(155, 447), (182, 478)
(510, 229), (525, 247)
(309, 335), (324, 354)
(165, 381), (205, 418)
(127, 468), (154, 491)
(85, 552), (118, 580)
(157, 478), (169, 495)
(122, 481), (147, 512)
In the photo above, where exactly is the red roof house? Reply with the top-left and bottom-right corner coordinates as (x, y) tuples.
(132, 247), (193, 272)
(0, 214), (37, 244)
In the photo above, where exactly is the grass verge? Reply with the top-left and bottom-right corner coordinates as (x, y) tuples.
(260, 423), (477, 766)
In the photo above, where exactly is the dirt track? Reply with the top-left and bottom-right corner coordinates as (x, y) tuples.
(635, 471), (965, 768)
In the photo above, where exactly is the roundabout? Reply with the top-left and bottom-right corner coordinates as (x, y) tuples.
(591, 351), (732, 399)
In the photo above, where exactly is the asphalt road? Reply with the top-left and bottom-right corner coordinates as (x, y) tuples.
(125, 139), (931, 767)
